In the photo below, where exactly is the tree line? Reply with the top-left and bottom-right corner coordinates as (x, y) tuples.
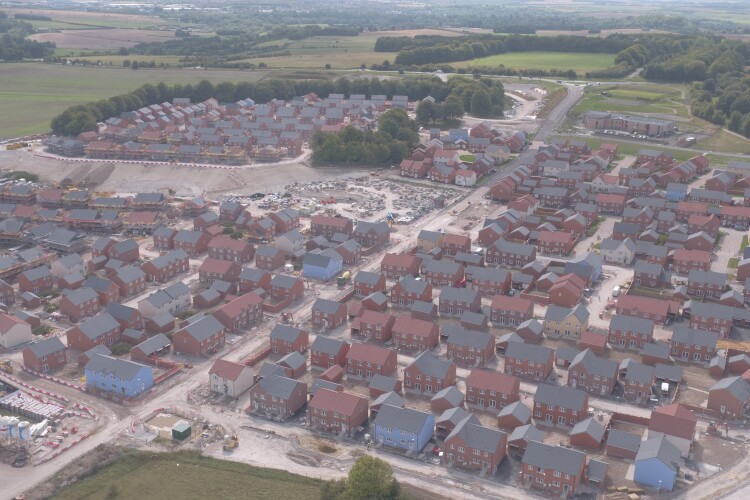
(692, 73), (750, 138)
(50, 75), (502, 137)
(642, 38), (748, 83)
(0, 11), (55, 61)
(311, 109), (416, 165)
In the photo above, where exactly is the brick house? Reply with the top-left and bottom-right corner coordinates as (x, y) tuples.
(65, 312), (122, 352)
(311, 298), (347, 331)
(687, 269), (726, 300)
(568, 349), (619, 396)
(533, 384), (589, 426)
(687, 302), (733, 338)
(84, 276), (120, 305)
(172, 315), (225, 356)
(208, 235), (254, 263)
(346, 342), (398, 379)
(707, 376), (750, 419)
(504, 342), (554, 381)
(445, 326), (495, 367)
(490, 296), (534, 328)
(351, 310), (395, 343)
(472, 268), (512, 297)
(633, 261), (670, 289)
(403, 351), (457, 395)
(307, 388), (369, 437)
(59, 287), (100, 322)
(352, 221), (390, 249)
(140, 250), (189, 283)
(439, 287), (481, 317)
(442, 233), (472, 257)
(615, 295), (678, 324)
(445, 416), (508, 474)
(520, 441), (586, 498)
(112, 265), (148, 296)
(212, 292), (263, 332)
(609, 314), (654, 349)
(391, 276), (433, 306)
(238, 268), (272, 293)
(248, 374), (307, 420)
(622, 362), (656, 403)
(536, 230), (576, 256)
(269, 324), (309, 355)
(392, 315), (440, 353)
(107, 239), (140, 263)
(424, 259), (465, 287)
(485, 240), (536, 268)
(352, 271), (386, 297)
(596, 193), (627, 215)
(270, 274), (305, 303)
(670, 326), (717, 363)
(23, 336), (67, 372)
(311, 214), (353, 238)
(18, 266), (54, 294)
(173, 230), (211, 257)
(199, 258), (241, 285)
(255, 245), (285, 271)
(269, 208), (300, 235)
(310, 336), (350, 369)
(466, 368), (520, 410)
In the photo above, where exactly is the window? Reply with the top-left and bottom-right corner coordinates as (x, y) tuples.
(553, 471), (561, 478)
(458, 446), (465, 453)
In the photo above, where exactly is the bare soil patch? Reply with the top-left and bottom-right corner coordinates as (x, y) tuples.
(29, 29), (177, 49)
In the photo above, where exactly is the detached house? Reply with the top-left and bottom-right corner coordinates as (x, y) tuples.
(466, 368), (520, 410)
(172, 315), (225, 356)
(269, 324), (309, 355)
(23, 336), (67, 372)
(544, 305), (589, 339)
(346, 342), (397, 379)
(445, 416), (508, 475)
(491, 296), (534, 327)
(568, 349), (619, 396)
(248, 374), (307, 420)
(521, 441), (587, 498)
(504, 342), (554, 381)
(307, 388), (369, 437)
(445, 326), (495, 367)
(392, 315), (440, 353)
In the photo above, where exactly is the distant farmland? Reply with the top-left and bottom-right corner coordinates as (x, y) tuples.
(467, 51), (615, 75)
(0, 64), (270, 138)
(29, 29), (179, 49)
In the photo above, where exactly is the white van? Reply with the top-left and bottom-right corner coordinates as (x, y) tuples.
(612, 286), (621, 297)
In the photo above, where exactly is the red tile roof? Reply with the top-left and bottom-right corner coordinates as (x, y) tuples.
(466, 368), (519, 394)
(209, 358), (248, 381)
(309, 387), (366, 415)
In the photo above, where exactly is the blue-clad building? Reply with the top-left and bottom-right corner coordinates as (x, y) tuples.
(373, 404), (435, 452)
(633, 435), (680, 491)
(85, 354), (154, 398)
(302, 252), (342, 281)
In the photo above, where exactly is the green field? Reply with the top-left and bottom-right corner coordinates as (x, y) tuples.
(551, 135), (705, 163)
(9, 9), (165, 29)
(0, 64), (270, 138)
(467, 51), (615, 75)
(246, 35), (396, 69)
(690, 129), (750, 155)
(52, 449), (323, 500)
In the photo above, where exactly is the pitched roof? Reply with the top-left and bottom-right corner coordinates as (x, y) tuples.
(407, 351), (453, 379)
(710, 376), (750, 401)
(309, 388), (366, 416)
(506, 342), (553, 364)
(570, 416), (606, 442)
(446, 416), (506, 453)
(534, 384), (587, 410)
(607, 428), (641, 452)
(209, 358), (249, 381)
(570, 349), (618, 378)
(133, 333), (171, 357)
(522, 440), (586, 476)
(373, 404), (432, 434)
(635, 435), (681, 473)
(26, 336), (66, 358)
(85, 354), (150, 381)
(256, 374), (304, 399)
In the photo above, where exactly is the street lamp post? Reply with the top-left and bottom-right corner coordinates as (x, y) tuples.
(657, 479), (662, 500)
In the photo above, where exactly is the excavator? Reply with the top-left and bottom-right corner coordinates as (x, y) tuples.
(223, 433), (239, 451)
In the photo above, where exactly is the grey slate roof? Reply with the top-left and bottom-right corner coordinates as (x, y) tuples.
(654, 363), (683, 383)
(431, 386), (464, 406)
(606, 428), (641, 453)
(313, 298), (344, 314)
(409, 351), (453, 379)
(270, 324), (304, 342)
(710, 376), (750, 401)
(179, 315), (224, 341)
(446, 415), (506, 453)
(610, 314), (654, 335)
(133, 333), (171, 356)
(78, 313), (120, 339)
(354, 271), (382, 286)
(372, 391), (404, 409)
(506, 342), (553, 364)
(397, 275), (429, 294)
(522, 440), (586, 476)
(86, 354), (150, 381)
(570, 349), (618, 378)
(26, 336), (66, 358)
(497, 400), (531, 423)
(534, 384), (587, 410)
(570, 417), (606, 442)
(586, 459), (608, 482)
(635, 435), (681, 473)
(373, 404), (432, 435)
(545, 304), (589, 323)
(440, 287), (479, 303)
(445, 325), (493, 349)
(436, 407), (471, 426)
(672, 327), (718, 348)
(310, 336), (346, 355)
(62, 287), (98, 306)
(509, 423), (544, 444)
(278, 351), (306, 371)
(257, 374), (303, 399)
(624, 361), (655, 384)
